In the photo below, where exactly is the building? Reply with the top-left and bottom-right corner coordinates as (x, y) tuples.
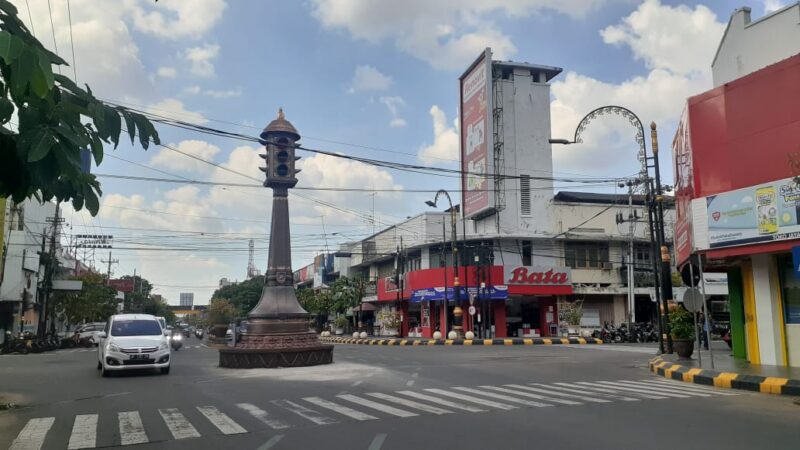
(179, 292), (194, 308)
(296, 49), (676, 339)
(218, 278), (236, 288)
(673, 4), (800, 367)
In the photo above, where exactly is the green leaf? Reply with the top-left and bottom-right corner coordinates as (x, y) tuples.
(105, 107), (121, 148)
(26, 128), (55, 162)
(122, 110), (136, 144)
(90, 134), (103, 165)
(90, 102), (108, 141)
(30, 50), (55, 98)
(0, 0), (20, 15)
(0, 97), (13, 124)
(133, 113), (151, 149)
(10, 47), (36, 96)
(0, 31), (23, 63)
(83, 184), (99, 216)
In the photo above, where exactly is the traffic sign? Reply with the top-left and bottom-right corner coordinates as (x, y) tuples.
(680, 262), (701, 287)
(683, 288), (704, 312)
(468, 305), (476, 316)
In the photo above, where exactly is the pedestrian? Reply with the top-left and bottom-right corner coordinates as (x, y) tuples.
(699, 312), (709, 350)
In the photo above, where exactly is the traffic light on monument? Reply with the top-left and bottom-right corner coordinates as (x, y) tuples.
(258, 108), (301, 188)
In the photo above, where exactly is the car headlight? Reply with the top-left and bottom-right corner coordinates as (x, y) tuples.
(159, 341), (168, 350)
(174, 335), (182, 341)
(108, 343), (121, 352)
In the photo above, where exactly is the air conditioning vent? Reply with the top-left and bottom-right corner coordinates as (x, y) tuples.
(520, 174), (531, 215)
(601, 262), (613, 270)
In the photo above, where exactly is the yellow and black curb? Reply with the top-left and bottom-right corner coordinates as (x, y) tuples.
(321, 336), (602, 346)
(649, 357), (800, 396)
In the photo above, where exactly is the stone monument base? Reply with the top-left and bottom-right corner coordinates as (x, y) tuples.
(218, 329), (333, 368)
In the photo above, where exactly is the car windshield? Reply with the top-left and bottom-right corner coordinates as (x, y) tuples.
(111, 320), (162, 337)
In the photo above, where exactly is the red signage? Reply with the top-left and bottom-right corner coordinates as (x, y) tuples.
(504, 266), (571, 285)
(109, 278), (134, 293)
(460, 49), (494, 218)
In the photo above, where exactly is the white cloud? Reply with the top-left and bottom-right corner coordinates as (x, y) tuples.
(185, 43), (220, 77)
(184, 85), (202, 95)
(379, 96), (406, 128)
(157, 67), (177, 78)
(348, 65), (392, 93)
(150, 140), (221, 173)
(600, 0), (724, 76)
(127, 0), (227, 40)
(762, 0), (789, 13)
(310, 0), (606, 70)
(203, 88), (243, 99)
(418, 105), (459, 164)
(550, 0), (725, 178)
(146, 98), (208, 124)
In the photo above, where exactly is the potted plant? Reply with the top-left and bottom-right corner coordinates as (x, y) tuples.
(207, 299), (237, 338)
(669, 306), (696, 358)
(334, 316), (348, 335)
(560, 301), (583, 336)
(380, 312), (401, 337)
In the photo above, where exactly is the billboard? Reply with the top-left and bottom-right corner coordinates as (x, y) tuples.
(460, 48), (494, 219)
(109, 278), (135, 293)
(672, 107), (695, 266)
(705, 176), (800, 249)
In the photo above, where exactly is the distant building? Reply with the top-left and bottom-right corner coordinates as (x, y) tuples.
(179, 293), (194, 307)
(218, 278), (236, 288)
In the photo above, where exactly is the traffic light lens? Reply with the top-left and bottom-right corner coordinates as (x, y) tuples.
(277, 165), (289, 176)
(277, 150), (289, 162)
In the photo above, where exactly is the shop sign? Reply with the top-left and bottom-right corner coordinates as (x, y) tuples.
(504, 266), (571, 285)
(410, 286), (508, 302)
(706, 176), (800, 249)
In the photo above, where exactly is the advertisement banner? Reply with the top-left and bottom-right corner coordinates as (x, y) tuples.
(706, 176), (800, 249)
(672, 107), (695, 266)
(109, 278), (134, 293)
(503, 266), (572, 286)
(410, 286), (508, 302)
(460, 48), (494, 219)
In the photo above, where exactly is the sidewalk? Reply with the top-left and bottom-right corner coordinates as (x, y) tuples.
(649, 341), (800, 396)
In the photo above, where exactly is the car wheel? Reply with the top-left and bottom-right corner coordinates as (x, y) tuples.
(97, 361), (102, 371)
(160, 366), (170, 375)
(101, 365), (110, 377)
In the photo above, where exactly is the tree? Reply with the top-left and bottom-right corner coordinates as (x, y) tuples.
(207, 298), (237, 326)
(51, 272), (118, 326)
(0, 1), (160, 215)
(210, 276), (263, 314)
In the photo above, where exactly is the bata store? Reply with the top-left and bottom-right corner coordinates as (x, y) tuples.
(673, 53), (800, 368)
(391, 265), (573, 339)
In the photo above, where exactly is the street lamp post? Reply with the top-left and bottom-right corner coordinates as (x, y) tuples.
(426, 190), (462, 337)
(549, 105), (671, 354)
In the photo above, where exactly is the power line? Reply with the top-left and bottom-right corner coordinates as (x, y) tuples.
(46, 0), (60, 75)
(66, 0), (77, 82)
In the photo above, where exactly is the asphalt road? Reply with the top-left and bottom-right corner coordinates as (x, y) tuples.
(1, 339), (798, 450)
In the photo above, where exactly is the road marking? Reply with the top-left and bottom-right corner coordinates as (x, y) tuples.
(272, 399), (338, 425)
(118, 411), (148, 446)
(547, 383), (640, 401)
(516, 384), (611, 404)
(639, 379), (739, 395)
(569, 382), (668, 399)
(368, 433), (387, 450)
(590, 381), (692, 398)
(367, 392), (452, 415)
(200, 344), (209, 348)
(337, 394), (418, 418)
(9, 417), (55, 450)
(159, 408), (201, 440)
(303, 397), (378, 421)
(483, 385), (583, 405)
(67, 414), (98, 449)
(237, 403), (290, 430)
(197, 406), (247, 435)
(411, 372), (419, 378)
(352, 380), (363, 387)
(616, 380), (716, 396)
(423, 388), (517, 410)
(396, 390), (486, 412)
(406, 380), (415, 387)
(256, 434), (284, 450)
(452, 387), (553, 407)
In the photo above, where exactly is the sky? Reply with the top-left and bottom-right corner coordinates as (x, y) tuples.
(12, 0), (792, 304)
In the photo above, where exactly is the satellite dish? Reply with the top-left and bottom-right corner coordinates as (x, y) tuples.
(683, 288), (704, 312)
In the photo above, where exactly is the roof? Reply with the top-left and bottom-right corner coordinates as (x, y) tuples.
(262, 108), (300, 139)
(554, 191), (674, 207)
(493, 60), (563, 82)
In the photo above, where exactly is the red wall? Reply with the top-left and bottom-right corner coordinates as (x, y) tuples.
(675, 54), (800, 261)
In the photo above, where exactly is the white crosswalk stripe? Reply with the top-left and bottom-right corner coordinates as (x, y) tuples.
(549, 382), (641, 401)
(67, 414), (98, 449)
(521, 384), (612, 403)
(272, 399), (338, 425)
(237, 403), (290, 429)
(159, 408), (201, 440)
(118, 411), (148, 446)
(571, 382), (671, 399)
(480, 385), (582, 405)
(615, 380), (716, 397)
(337, 394), (419, 418)
(9, 417), (55, 450)
(638, 379), (740, 395)
(453, 386), (554, 407)
(367, 392), (453, 415)
(396, 390), (486, 412)
(303, 397), (379, 421)
(424, 388), (518, 410)
(591, 381), (694, 398)
(197, 406), (247, 435)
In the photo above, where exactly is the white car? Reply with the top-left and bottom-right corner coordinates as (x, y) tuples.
(74, 322), (106, 346)
(97, 314), (171, 377)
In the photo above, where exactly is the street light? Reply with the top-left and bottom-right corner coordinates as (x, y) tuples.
(550, 105), (672, 354)
(425, 189), (462, 337)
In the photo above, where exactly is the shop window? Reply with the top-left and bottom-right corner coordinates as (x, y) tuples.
(520, 175), (531, 215)
(564, 242), (609, 269)
(782, 257), (800, 324)
(522, 241), (532, 266)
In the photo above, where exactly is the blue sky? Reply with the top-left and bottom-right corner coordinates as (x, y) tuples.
(14, 0), (790, 303)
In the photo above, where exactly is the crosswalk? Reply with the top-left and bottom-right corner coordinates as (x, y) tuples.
(6, 378), (738, 449)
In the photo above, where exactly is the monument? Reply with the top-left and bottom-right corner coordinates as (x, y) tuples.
(219, 109), (334, 368)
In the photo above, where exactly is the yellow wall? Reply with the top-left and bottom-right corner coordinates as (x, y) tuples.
(742, 261), (761, 364)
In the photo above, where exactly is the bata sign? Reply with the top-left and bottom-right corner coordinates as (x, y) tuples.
(504, 266), (571, 285)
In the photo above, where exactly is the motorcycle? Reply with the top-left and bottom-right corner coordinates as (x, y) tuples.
(194, 329), (204, 339)
(170, 333), (183, 351)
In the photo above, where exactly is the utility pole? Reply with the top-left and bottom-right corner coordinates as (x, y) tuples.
(651, 122), (673, 354)
(101, 251), (119, 285)
(616, 179), (640, 333)
(40, 206), (62, 337)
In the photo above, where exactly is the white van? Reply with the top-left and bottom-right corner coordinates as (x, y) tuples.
(97, 314), (171, 377)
